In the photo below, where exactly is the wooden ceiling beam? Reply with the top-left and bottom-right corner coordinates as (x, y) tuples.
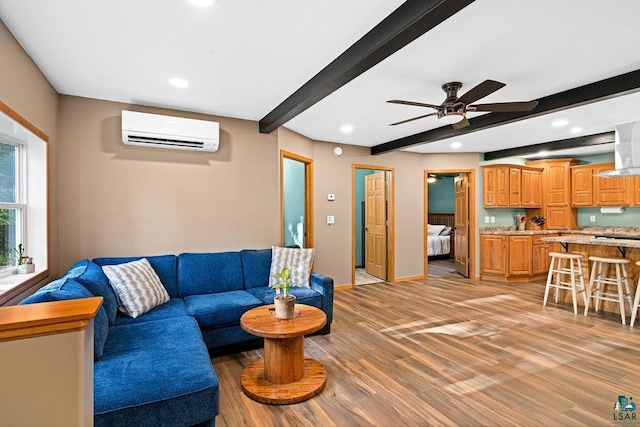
(258, 0), (475, 134)
(371, 69), (640, 155)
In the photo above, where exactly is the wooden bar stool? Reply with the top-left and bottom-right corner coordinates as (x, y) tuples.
(584, 256), (633, 325)
(630, 261), (640, 328)
(543, 252), (587, 314)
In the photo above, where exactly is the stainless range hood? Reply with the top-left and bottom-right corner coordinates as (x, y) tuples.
(595, 121), (640, 177)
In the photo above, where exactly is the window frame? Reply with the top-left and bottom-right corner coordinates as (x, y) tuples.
(0, 100), (49, 305)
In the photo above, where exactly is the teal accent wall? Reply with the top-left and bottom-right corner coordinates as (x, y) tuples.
(355, 169), (376, 266)
(428, 176), (454, 213)
(578, 207), (640, 227)
(283, 158), (305, 247)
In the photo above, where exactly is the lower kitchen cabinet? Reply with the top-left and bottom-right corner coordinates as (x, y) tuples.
(481, 233), (558, 282)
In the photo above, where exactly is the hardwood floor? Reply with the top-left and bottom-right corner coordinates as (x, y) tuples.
(211, 272), (640, 426)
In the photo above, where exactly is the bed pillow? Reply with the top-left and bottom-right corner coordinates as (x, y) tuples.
(440, 226), (453, 236)
(269, 246), (315, 288)
(428, 224), (447, 236)
(102, 258), (170, 318)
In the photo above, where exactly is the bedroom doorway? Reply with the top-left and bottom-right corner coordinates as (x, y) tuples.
(352, 165), (395, 286)
(424, 169), (475, 279)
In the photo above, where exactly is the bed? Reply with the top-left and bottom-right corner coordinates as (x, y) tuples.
(427, 213), (455, 258)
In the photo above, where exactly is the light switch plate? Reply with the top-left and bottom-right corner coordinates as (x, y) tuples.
(327, 215), (335, 224)
(490, 216), (496, 223)
(485, 216), (490, 224)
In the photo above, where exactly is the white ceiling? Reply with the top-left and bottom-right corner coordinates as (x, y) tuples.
(1, 0), (639, 156)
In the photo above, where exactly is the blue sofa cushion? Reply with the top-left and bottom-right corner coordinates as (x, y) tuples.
(66, 259), (118, 325)
(246, 286), (322, 309)
(184, 290), (262, 329)
(178, 252), (244, 296)
(19, 277), (109, 360)
(93, 255), (179, 298)
(95, 316), (218, 427)
(112, 298), (187, 326)
(240, 248), (272, 289)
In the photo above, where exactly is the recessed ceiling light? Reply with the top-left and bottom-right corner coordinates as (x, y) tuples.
(186, 0), (216, 7)
(570, 126), (583, 134)
(538, 150), (549, 157)
(450, 141), (462, 149)
(340, 124), (354, 134)
(552, 119), (568, 128)
(169, 77), (189, 88)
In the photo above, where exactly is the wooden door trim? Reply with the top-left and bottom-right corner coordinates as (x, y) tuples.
(352, 164), (395, 288)
(280, 150), (314, 248)
(424, 169), (476, 279)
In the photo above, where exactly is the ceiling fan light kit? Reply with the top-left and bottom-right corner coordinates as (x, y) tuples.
(387, 79), (538, 129)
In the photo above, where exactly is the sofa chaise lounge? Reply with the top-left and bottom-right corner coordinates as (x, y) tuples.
(20, 247), (334, 427)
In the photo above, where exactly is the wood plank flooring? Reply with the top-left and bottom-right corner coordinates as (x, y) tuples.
(211, 264), (640, 426)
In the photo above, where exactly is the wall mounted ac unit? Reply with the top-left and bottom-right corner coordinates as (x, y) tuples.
(121, 110), (219, 152)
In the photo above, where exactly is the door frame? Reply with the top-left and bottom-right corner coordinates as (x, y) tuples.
(352, 164), (395, 287)
(424, 169), (476, 279)
(280, 150), (314, 248)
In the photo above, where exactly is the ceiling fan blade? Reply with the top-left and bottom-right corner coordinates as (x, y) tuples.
(456, 80), (506, 105)
(468, 101), (538, 112)
(389, 112), (437, 126)
(452, 117), (469, 129)
(387, 99), (441, 109)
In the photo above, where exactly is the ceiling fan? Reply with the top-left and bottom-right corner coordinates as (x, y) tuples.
(387, 80), (538, 129)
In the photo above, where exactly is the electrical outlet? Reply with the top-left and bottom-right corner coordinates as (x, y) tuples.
(590, 215), (596, 222)
(485, 216), (490, 224)
(490, 216), (496, 223)
(327, 193), (335, 201)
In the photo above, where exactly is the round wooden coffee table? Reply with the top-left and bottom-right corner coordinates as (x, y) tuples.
(240, 304), (327, 405)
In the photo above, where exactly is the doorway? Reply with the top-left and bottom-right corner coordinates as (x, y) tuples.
(352, 164), (395, 286)
(280, 151), (313, 248)
(424, 169), (475, 279)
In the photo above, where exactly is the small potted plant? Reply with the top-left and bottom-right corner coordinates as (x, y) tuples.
(14, 244), (34, 274)
(270, 266), (299, 320)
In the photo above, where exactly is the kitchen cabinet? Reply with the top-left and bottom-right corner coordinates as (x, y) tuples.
(480, 235), (507, 275)
(509, 168), (521, 206)
(593, 163), (632, 206)
(508, 235), (532, 276)
(570, 162), (633, 207)
(635, 176), (640, 205)
(521, 169), (542, 207)
(526, 159), (577, 230)
(481, 233), (559, 281)
(532, 235), (554, 275)
(483, 165), (541, 208)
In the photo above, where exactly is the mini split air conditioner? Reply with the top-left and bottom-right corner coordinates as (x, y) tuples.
(121, 110), (219, 152)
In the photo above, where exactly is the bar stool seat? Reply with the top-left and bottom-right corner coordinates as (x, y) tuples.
(630, 261), (640, 327)
(584, 256), (633, 325)
(543, 252), (587, 314)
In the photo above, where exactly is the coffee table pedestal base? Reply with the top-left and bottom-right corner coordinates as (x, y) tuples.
(241, 358), (326, 405)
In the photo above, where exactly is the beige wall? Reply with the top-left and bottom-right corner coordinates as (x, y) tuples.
(1, 17), (485, 294)
(424, 152), (483, 277)
(57, 96), (280, 271)
(0, 20), (59, 303)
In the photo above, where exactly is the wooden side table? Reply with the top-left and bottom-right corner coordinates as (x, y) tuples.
(240, 304), (327, 404)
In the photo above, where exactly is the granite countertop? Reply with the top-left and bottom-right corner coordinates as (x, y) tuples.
(479, 226), (640, 238)
(540, 235), (640, 249)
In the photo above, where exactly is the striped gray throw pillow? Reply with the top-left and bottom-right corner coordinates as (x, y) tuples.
(102, 258), (169, 318)
(269, 246), (315, 288)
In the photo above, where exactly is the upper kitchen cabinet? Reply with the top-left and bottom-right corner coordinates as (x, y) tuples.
(526, 159), (578, 230)
(482, 165), (542, 208)
(571, 162), (634, 207)
(635, 176), (640, 205)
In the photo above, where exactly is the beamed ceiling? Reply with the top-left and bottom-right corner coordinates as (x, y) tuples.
(1, 0), (638, 158)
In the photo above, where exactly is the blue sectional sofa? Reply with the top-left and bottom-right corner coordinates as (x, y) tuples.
(20, 248), (334, 427)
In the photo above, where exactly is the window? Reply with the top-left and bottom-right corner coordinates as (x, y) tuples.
(0, 142), (24, 270)
(0, 106), (48, 304)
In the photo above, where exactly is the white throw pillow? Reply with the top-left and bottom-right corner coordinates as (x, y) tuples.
(102, 258), (169, 318)
(428, 224), (447, 236)
(269, 246), (315, 288)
